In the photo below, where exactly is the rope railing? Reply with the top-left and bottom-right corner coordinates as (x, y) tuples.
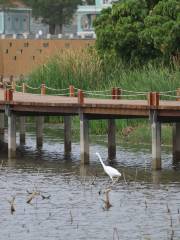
(1, 80), (180, 104)
(45, 86), (70, 92)
(84, 91), (147, 97)
(160, 93), (178, 99)
(25, 84), (41, 90)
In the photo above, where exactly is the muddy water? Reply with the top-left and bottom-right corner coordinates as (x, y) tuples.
(0, 125), (180, 240)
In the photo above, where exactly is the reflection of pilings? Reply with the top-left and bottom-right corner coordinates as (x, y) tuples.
(108, 119), (116, 161)
(8, 113), (16, 158)
(36, 116), (44, 148)
(150, 110), (161, 170)
(64, 116), (71, 156)
(152, 170), (161, 185)
(80, 113), (89, 164)
(19, 116), (26, 145)
(0, 113), (4, 143)
(80, 164), (88, 178)
(173, 123), (180, 164)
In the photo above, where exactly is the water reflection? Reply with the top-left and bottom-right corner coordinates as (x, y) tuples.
(0, 125), (180, 240)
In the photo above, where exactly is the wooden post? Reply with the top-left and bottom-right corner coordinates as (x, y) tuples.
(150, 110), (161, 170)
(112, 88), (116, 99)
(115, 88), (121, 100)
(108, 119), (116, 161)
(148, 92), (159, 107)
(80, 113), (89, 164)
(0, 75), (3, 88)
(69, 85), (75, 97)
(12, 80), (16, 91)
(173, 123), (180, 164)
(0, 113), (4, 143)
(41, 83), (46, 95)
(64, 116), (72, 156)
(4, 89), (13, 101)
(176, 88), (180, 101)
(36, 116), (44, 148)
(22, 83), (26, 93)
(78, 89), (84, 105)
(8, 113), (16, 158)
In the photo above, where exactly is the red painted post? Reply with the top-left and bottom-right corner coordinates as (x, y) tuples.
(148, 92), (153, 106)
(112, 88), (116, 99)
(116, 88), (121, 99)
(152, 92), (159, 107)
(12, 80), (16, 91)
(69, 85), (75, 97)
(41, 83), (46, 95)
(78, 89), (84, 105)
(176, 88), (180, 101)
(0, 75), (3, 88)
(148, 92), (159, 107)
(22, 83), (26, 93)
(4, 89), (13, 101)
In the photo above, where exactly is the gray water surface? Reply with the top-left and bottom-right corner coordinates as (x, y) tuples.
(0, 125), (180, 240)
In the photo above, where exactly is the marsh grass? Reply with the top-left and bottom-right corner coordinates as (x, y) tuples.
(26, 48), (180, 140)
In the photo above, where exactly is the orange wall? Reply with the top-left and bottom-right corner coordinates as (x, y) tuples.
(0, 39), (95, 77)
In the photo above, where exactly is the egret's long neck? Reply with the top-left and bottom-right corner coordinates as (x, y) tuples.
(97, 154), (105, 169)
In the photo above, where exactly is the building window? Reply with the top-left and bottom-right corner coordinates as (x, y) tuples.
(103, 0), (110, 4)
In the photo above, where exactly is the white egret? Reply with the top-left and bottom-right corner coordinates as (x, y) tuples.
(96, 152), (121, 182)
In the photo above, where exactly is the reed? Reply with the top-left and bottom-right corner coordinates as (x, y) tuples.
(26, 48), (180, 137)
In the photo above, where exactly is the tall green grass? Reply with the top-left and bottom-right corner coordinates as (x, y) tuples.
(25, 48), (180, 138)
(27, 48), (179, 93)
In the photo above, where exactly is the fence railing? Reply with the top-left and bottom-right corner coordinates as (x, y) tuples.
(1, 79), (180, 107)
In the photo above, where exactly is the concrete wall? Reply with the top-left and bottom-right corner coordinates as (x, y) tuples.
(0, 39), (95, 77)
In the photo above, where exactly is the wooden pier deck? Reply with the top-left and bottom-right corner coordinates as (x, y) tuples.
(0, 89), (180, 120)
(0, 86), (180, 170)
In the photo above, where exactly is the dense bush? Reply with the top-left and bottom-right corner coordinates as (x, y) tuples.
(93, 0), (180, 64)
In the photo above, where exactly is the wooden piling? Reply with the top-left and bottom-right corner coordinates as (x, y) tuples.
(173, 123), (180, 164)
(150, 110), (161, 170)
(8, 113), (16, 158)
(20, 83), (26, 145)
(108, 119), (116, 161)
(19, 117), (26, 145)
(36, 116), (44, 148)
(64, 116), (72, 156)
(0, 113), (4, 143)
(80, 113), (89, 164)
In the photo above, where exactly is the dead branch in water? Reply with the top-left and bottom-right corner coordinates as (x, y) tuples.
(103, 188), (112, 210)
(26, 190), (40, 204)
(7, 196), (16, 214)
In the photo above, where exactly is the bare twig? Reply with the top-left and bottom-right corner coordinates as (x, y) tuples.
(7, 196), (16, 214)
(103, 188), (112, 210)
(26, 191), (40, 204)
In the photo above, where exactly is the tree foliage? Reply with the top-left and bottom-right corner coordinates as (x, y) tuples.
(94, 0), (180, 64)
(23, 0), (82, 34)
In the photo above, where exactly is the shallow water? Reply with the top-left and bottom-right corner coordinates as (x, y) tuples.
(0, 125), (180, 240)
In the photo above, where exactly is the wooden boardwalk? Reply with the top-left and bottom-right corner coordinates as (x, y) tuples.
(0, 86), (180, 170)
(0, 89), (180, 120)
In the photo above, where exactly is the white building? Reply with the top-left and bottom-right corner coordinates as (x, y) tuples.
(76, 0), (117, 38)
